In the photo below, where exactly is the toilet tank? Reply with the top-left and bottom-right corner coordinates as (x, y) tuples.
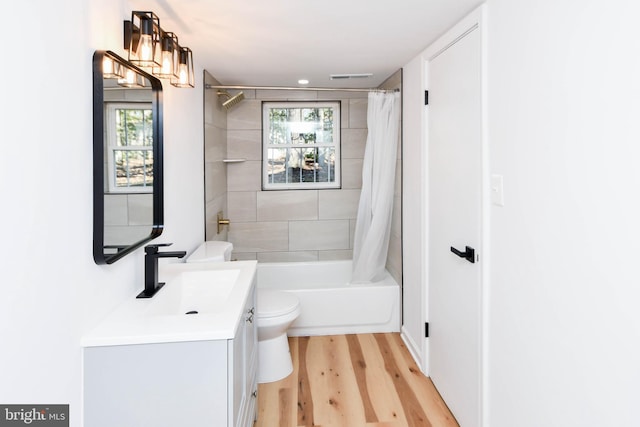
(186, 241), (233, 263)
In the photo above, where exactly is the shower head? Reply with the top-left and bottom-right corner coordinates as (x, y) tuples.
(216, 90), (245, 110)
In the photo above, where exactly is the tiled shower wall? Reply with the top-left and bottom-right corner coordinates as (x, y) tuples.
(224, 89), (368, 262)
(203, 71), (228, 241)
(203, 71), (402, 287)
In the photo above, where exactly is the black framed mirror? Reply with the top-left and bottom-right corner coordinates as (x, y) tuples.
(93, 50), (164, 264)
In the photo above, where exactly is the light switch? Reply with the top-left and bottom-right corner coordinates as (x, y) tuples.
(491, 174), (504, 206)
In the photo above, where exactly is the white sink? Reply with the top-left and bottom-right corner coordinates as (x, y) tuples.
(148, 269), (241, 316)
(82, 260), (258, 347)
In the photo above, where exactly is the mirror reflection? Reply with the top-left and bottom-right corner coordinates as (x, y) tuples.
(93, 50), (163, 265)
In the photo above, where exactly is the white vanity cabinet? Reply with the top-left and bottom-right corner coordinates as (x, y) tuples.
(83, 263), (258, 427)
(231, 285), (258, 427)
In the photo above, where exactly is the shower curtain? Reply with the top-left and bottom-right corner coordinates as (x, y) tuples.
(351, 91), (401, 283)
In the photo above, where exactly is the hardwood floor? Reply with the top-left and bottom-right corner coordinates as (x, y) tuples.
(255, 333), (458, 427)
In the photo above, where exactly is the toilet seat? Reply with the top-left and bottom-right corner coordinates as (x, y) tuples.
(257, 289), (299, 318)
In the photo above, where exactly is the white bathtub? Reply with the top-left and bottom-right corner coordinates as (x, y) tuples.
(256, 260), (401, 337)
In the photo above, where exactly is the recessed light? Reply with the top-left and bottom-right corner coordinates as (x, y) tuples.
(298, 79), (309, 85)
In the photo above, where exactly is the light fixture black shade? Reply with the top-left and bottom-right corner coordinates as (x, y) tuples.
(125, 11), (162, 69)
(170, 46), (195, 88)
(153, 32), (179, 79)
(123, 10), (194, 88)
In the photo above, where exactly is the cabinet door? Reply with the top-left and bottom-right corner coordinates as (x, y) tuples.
(244, 286), (258, 420)
(232, 283), (258, 427)
(230, 325), (243, 426)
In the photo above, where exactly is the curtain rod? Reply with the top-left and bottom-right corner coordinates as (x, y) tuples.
(204, 84), (398, 93)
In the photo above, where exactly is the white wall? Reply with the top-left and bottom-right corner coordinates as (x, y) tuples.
(0, 1), (204, 425)
(403, 0), (640, 425)
(487, 0), (640, 425)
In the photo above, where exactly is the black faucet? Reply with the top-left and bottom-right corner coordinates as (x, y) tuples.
(137, 243), (187, 299)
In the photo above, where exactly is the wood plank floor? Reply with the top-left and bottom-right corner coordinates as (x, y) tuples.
(255, 333), (459, 427)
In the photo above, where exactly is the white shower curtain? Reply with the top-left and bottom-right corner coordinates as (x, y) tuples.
(351, 91), (400, 283)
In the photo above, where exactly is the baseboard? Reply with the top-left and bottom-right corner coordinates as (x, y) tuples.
(401, 326), (425, 373)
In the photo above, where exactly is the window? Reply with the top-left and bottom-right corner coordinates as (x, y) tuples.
(105, 103), (154, 193)
(263, 101), (340, 190)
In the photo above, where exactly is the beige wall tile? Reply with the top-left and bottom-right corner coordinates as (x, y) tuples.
(289, 220), (350, 251)
(228, 221), (289, 252)
(318, 189), (360, 220)
(227, 99), (261, 130)
(318, 250), (353, 261)
(342, 158), (363, 189)
(256, 90), (317, 100)
(317, 91), (368, 100)
(205, 125), (226, 162)
(204, 161), (226, 202)
(379, 70), (402, 90)
(232, 252), (258, 261)
(348, 99), (368, 129)
(340, 99), (349, 129)
(257, 191), (318, 221)
(239, 89), (256, 99)
(350, 219), (357, 249)
(228, 191), (257, 222)
(342, 128), (367, 159)
(227, 130), (261, 160)
(258, 251), (319, 263)
(227, 161), (261, 191)
(205, 195), (227, 240)
(204, 71), (228, 242)
(203, 73), (226, 128)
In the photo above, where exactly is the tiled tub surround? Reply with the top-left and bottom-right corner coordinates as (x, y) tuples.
(204, 71), (229, 241)
(202, 74), (403, 287)
(226, 89), (369, 263)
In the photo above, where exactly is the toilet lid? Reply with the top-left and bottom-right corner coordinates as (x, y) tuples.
(186, 241), (233, 263)
(257, 289), (300, 318)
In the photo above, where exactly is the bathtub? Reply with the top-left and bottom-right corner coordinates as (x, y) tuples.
(256, 260), (400, 337)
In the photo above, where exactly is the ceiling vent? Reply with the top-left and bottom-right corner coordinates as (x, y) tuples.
(330, 73), (373, 80)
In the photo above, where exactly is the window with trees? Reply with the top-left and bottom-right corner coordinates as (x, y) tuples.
(105, 103), (154, 193)
(262, 101), (341, 190)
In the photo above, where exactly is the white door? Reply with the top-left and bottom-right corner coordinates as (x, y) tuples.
(428, 24), (483, 427)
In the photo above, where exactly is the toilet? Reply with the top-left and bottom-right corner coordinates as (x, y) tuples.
(256, 288), (300, 383)
(185, 240), (234, 263)
(186, 241), (301, 383)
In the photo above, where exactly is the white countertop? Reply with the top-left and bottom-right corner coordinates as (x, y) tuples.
(82, 260), (257, 347)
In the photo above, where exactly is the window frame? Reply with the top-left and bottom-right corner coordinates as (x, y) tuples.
(104, 102), (154, 194)
(262, 101), (341, 190)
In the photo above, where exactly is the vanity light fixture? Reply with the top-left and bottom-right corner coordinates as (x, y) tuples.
(171, 46), (195, 88)
(153, 32), (179, 79)
(124, 11), (195, 88)
(125, 11), (162, 68)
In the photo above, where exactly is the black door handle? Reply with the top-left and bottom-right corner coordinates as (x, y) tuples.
(450, 245), (476, 263)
